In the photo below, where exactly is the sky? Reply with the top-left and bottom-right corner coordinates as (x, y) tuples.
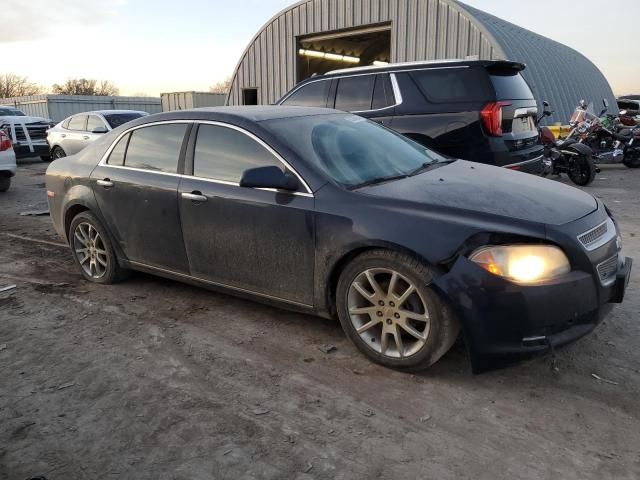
(3, 0), (638, 96)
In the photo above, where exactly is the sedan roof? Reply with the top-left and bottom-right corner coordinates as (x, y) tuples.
(135, 106), (337, 125)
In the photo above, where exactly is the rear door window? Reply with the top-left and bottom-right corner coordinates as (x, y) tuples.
(490, 73), (534, 100)
(68, 115), (88, 131)
(410, 67), (492, 103)
(335, 75), (375, 112)
(107, 133), (130, 166)
(281, 80), (330, 107)
(124, 124), (187, 173)
(371, 74), (395, 110)
(193, 124), (283, 183)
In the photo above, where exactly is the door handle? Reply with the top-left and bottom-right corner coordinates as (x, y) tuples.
(83, 135), (90, 140)
(97, 179), (114, 188)
(61, 134), (66, 138)
(181, 191), (207, 202)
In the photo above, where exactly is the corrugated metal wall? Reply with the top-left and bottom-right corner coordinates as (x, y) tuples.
(0, 95), (162, 122)
(458, 3), (617, 123)
(228, 0), (501, 106)
(161, 92), (226, 111)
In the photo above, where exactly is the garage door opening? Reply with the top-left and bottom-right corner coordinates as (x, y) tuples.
(297, 24), (391, 81)
(242, 88), (258, 105)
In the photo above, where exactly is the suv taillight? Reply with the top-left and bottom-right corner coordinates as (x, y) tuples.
(0, 131), (11, 152)
(481, 101), (511, 137)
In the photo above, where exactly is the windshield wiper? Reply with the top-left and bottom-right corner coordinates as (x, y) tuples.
(349, 173), (409, 189)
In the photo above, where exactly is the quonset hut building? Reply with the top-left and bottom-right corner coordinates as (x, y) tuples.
(227, 0), (616, 122)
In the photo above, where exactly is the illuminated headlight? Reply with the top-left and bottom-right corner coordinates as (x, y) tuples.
(469, 245), (570, 284)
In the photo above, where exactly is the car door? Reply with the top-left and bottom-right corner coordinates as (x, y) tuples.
(332, 73), (395, 127)
(91, 122), (191, 273)
(64, 115), (88, 154)
(178, 122), (315, 306)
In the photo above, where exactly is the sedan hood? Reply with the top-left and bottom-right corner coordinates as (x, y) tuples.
(358, 160), (597, 226)
(0, 115), (52, 125)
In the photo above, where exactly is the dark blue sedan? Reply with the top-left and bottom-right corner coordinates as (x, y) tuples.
(45, 107), (631, 373)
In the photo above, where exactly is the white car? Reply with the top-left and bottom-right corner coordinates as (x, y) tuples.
(0, 129), (17, 192)
(0, 105), (52, 161)
(47, 110), (148, 159)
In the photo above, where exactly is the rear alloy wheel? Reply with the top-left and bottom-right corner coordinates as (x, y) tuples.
(69, 211), (124, 284)
(51, 146), (66, 160)
(337, 250), (460, 371)
(0, 177), (10, 192)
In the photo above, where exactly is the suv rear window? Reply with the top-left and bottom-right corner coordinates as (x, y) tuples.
(410, 67), (492, 103)
(281, 80), (330, 107)
(490, 73), (533, 100)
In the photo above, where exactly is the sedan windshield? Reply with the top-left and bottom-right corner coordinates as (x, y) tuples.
(103, 113), (146, 129)
(263, 113), (448, 188)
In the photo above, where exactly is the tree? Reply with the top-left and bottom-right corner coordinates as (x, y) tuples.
(52, 79), (119, 96)
(209, 77), (231, 95)
(0, 73), (43, 98)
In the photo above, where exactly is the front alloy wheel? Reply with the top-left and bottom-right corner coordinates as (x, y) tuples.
(337, 250), (460, 371)
(348, 268), (430, 358)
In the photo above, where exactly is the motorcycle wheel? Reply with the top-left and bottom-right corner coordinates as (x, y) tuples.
(567, 154), (596, 186)
(623, 155), (640, 168)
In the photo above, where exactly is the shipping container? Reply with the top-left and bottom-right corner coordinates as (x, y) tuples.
(0, 94), (162, 123)
(161, 92), (226, 112)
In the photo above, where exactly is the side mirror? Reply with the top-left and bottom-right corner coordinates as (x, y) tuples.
(239, 165), (299, 191)
(92, 126), (108, 134)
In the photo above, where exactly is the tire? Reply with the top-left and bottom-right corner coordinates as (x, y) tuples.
(336, 249), (460, 371)
(40, 155), (51, 162)
(623, 154), (640, 168)
(0, 177), (10, 192)
(68, 211), (125, 284)
(51, 146), (66, 160)
(567, 153), (596, 186)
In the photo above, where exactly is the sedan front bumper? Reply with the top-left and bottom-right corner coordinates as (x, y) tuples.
(434, 255), (632, 373)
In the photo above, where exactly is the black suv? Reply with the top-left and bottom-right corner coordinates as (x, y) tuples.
(278, 60), (544, 173)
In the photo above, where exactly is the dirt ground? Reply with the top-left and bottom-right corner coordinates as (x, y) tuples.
(1, 158), (639, 480)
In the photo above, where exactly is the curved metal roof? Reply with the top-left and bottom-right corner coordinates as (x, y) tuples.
(457, 2), (617, 122)
(228, 0), (617, 122)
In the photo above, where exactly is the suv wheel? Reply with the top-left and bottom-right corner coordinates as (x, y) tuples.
(69, 211), (125, 284)
(336, 250), (460, 371)
(0, 177), (10, 192)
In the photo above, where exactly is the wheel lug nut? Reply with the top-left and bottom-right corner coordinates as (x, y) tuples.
(376, 311), (383, 317)
(386, 319), (393, 325)
(378, 300), (384, 306)
(394, 313), (400, 319)
(389, 301), (395, 307)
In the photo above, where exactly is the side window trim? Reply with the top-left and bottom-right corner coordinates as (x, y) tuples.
(278, 78), (330, 106)
(98, 120), (194, 178)
(188, 120), (313, 195)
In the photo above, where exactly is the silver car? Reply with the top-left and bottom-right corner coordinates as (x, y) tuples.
(47, 110), (148, 159)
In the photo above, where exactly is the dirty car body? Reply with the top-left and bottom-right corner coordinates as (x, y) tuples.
(45, 107), (632, 373)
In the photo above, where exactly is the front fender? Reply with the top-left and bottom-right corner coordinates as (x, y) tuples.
(561, 142), (592, 157)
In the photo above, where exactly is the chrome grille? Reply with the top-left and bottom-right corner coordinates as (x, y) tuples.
(14, 124), (49, 142)
(578, 219), (615, 251)
(597, 255), (618, 285)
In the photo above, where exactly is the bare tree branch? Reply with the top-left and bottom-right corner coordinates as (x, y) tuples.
(52, 78), (119, 96)
(0, 73), (43, 98)
(209, 77), (231, 95)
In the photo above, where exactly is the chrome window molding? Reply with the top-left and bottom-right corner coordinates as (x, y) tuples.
(97, 119), (314, 197)
(129, 260), (313, 308)
(280, 72), (403, 114)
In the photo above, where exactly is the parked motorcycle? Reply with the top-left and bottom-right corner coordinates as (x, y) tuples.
(537, 101), (596, 186)
(565, 99), (639, 167)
